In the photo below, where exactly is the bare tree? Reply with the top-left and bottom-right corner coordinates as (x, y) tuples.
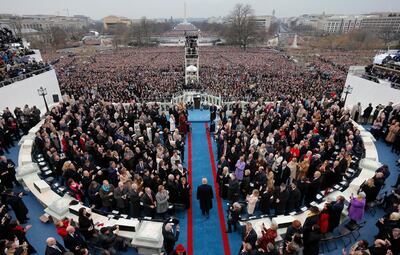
(109, 24), (130, 49)
(378, 25), (399, 50)
(49, 27), (67, 49)
(132, 17), (151, 46)
(226, 3), (257, 50)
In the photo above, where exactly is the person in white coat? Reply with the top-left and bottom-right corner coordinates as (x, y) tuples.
(246, 189), (259, 215)
(351, 102), (362, 122)
(169, 114), (176, 132)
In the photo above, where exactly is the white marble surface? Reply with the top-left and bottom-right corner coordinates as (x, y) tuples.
(135, 221), (163, 243)
(21, 139), (34, 149)
(16, 163), (39, 179)
(18, 133), (35, 146)
(365, 145), (379, 161)
(116, 218), (140, 230)
(44, 196), (74, 221)
(33, 179), (50, 193)
(18, 150), (32, 166)
(131, 221), (164, 253)
(248, 218), (272, 236)
(359, 158), (382, 170)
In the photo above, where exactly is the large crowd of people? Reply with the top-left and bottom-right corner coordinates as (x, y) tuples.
(27, 97), (189, 254)
(210, 96), (366, 254)
(0, 104), (46, 254)
(214, 97), (363, 213)
(211, 97), (398, 255)
(0, 28), (50, 85)
(0, 36), (398, 254)
(46, 47), (374, 103)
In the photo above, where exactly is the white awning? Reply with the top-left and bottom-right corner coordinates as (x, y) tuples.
(186, 65), (197, 72)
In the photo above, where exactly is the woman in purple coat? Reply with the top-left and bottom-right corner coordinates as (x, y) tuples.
(235, 156), (246, 181)
(348, 192), (366, 225)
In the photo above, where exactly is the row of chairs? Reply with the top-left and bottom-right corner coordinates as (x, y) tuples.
(319, 221), (367, 253)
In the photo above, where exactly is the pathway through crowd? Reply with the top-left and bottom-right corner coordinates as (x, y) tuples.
(189, 122), (228, 255)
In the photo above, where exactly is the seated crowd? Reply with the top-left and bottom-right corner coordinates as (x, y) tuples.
(364, 65), (400, 89)
(0, 28), (50, 84)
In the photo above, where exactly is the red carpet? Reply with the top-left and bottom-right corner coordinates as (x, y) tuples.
(187, 131), (193, 255)
(205, 123), (231, 255)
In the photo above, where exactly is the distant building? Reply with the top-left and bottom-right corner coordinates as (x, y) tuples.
(206, 16), (224, 24)
(103, 15), (132, 30)
(320, 15), (362, 33)
(0, 14), (91, 42)
(360, 12), (400, 33)
(295, 14), (325, 30)
(319, 12), (400, 34)
(253, 15), (277, 32)
(172, 21), (199, 35)
(0, 14), (90, 32)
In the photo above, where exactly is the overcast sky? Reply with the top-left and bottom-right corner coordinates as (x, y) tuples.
(2, 0), (400, 20)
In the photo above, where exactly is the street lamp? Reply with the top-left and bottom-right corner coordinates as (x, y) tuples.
(342, 84), (353, 107)
(37, 86), (49, 113)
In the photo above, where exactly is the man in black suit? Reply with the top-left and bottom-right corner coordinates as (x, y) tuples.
(275, 161), (290, 185)
(196, 177), (213, 218)
(362, 103), (373, 124)
(33, 131), (44, 156)
(63, 226), (86, 254)
(45, 237), (66, 255)
(5, 190), (29, 223)
(210, 104), (217, 121)
(240, 222), (257, 252)
(274, 183), (289, 215)
(0, 156), (19, 189)
(162, 222), (180, 255)
(129, 182), (142, 218)
(305, 171), (322, 205)
(286, 183), (301, 213)
(217, 167), (230, 199)
(141, 187), (156, 218)
(135, 158), (148, 175)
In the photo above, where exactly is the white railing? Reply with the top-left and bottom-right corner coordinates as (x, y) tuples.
(170, 91), (223, 106)
(0, 65), (52, 88)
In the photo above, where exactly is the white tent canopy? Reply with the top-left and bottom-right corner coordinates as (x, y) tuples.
(186, 65), (198, 72)
(373, 53), (389, 65)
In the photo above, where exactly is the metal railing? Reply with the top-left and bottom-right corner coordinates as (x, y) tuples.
(361, 73), (400, 90)
(0, 65), (52, 88)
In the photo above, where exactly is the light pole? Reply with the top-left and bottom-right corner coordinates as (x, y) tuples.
(342, 84), (353, 107)
(37, 86), (49, 113)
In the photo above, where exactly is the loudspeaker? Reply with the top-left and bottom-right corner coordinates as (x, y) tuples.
(52, 94), (59, 103)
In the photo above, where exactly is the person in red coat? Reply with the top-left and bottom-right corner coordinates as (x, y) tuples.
(256, 223), (278, 251)
(68, 179), (84, 201)
(55, 219), (70, 238)
(318, 203), (330, 234)
(178, 113), (188, 135)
